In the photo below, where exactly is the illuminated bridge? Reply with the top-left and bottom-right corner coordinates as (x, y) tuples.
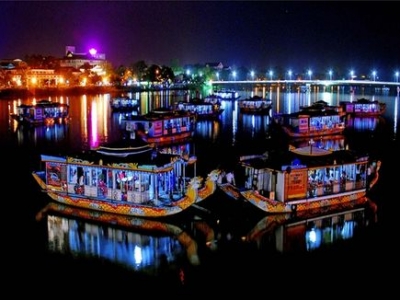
(210, 79), (400, 93)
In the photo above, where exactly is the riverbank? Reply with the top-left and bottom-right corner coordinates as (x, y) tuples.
(0, 84), (199, 99)
(0, 86), (120, 99)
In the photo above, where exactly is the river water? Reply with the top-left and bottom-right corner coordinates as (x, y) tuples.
(3, 86), (398, 296)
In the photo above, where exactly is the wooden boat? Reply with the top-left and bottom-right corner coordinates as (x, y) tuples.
(36, 202), (202, 267)
(203, 94), (222, 105)
(32, 140), (220, 218)
(123, 108), (197, 145)
(175, 98), (224, 120)
(10, 99), (69, 126)
(274, 100), (345, 138)
(213, 89), (240, 100)
(110, 96), (139, 112)
(218, 146), (381, 214)
(237, 95), (272, 115)
(339, 98), (386, 116)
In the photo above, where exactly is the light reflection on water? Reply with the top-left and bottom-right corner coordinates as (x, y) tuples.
(2, 88), (396, 288)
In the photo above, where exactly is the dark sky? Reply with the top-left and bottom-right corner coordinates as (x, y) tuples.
(1, 1), (399, 78)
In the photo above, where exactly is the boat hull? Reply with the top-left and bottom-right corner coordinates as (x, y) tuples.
(281, 125), (345, 138)
(33, 168), (219, 218)
(219, 183), (368, 213)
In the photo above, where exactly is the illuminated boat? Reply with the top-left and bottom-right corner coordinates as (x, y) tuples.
(123, 108), (197, 146)
(203, 94), (222, 105)
(274, 100), (345, 138)
(218, 146), (381, 214)
(32, 140), (220, 218)
(110, 96), (139, 112)
(340, 98), (386, 116)
(10, 99), (69, 126)
(175, 98), (224, 120)
(237, 95), (272, 115)
(213, 89), (240, 100)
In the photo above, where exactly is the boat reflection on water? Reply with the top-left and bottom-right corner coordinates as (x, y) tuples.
(286, 116), (385, 152)
(243, 201), (378, 253)
(35, 202), (219, 277)
(13, 122), (69, 145)
(345, 115), (384, 132)
(289, 135), (347, 152)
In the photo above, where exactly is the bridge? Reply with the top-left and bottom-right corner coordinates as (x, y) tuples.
(211, 79), (400, 87)
(210, 79), (400, 95)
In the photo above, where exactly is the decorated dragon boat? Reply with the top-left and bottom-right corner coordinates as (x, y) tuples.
(274, 100), (345, 138)
(32, 139), (220, 218)
(218, 145), (381, 214)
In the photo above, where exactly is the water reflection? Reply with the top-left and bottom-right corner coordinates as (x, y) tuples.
(244, 203), (377, 253)
(345, 116), (383, 132)
(35, 202), (220, 273)
(14, 122), (69, 145)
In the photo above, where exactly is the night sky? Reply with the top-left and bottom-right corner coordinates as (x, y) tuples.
(1, 1), (399, 79)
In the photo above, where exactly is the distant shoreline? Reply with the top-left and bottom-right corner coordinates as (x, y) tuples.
(0, 85), (198, 99)
(0, 86), (120, 99)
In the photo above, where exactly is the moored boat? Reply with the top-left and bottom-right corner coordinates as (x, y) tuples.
(175, 97), (224, 120)
(110, 96), (139, 112)
(340, 98), (386, 116)
(32, 140), (220, 218)
(203, 94), (222, 105)
(218, 146), (381, 214)
(10, 99), (69, 126)
(274, 100), (345, 138)
(123, 108), (197, 145)
(213, 89), (240, 100)
(237, 95), (272, 115)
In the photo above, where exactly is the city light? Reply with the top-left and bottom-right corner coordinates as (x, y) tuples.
(250, 70), (254, 81)
(308, 70), (312, 81)
(287, 70), (292, 81)
(395, 71), (399, 82)
(269, 70), (273, 81)
(329, 70), (332, 81)
(232, 71), (237, 81)
(372, 70), (376, 81)
(350, 70), (354, 80)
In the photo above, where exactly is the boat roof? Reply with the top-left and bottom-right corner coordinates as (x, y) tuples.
(42, 139), (189, 167)
(285, 108), (341, 118)
(239, 148), (369, 171)
(239, 96), (272, 102)
(125, 108), (196, 121)
(18, 100), (69, 108)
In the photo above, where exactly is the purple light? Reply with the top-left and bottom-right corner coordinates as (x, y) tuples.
(89, 48), (97, 56)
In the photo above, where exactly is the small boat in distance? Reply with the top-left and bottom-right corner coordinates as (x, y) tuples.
(213, 89), (241, 100)
(339, 98), (386, 116)
(218, 146), (381, 214)
(237, 95), (272, 115)
(203, 94), (222, 105)
(10, 99), (69, 126)
(123, 108), (197, 145)
(110, 96), (139, 112)
(32, 140), (220, 218)
(274, 100), (345, 138)
(175, 97), (224, 120)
